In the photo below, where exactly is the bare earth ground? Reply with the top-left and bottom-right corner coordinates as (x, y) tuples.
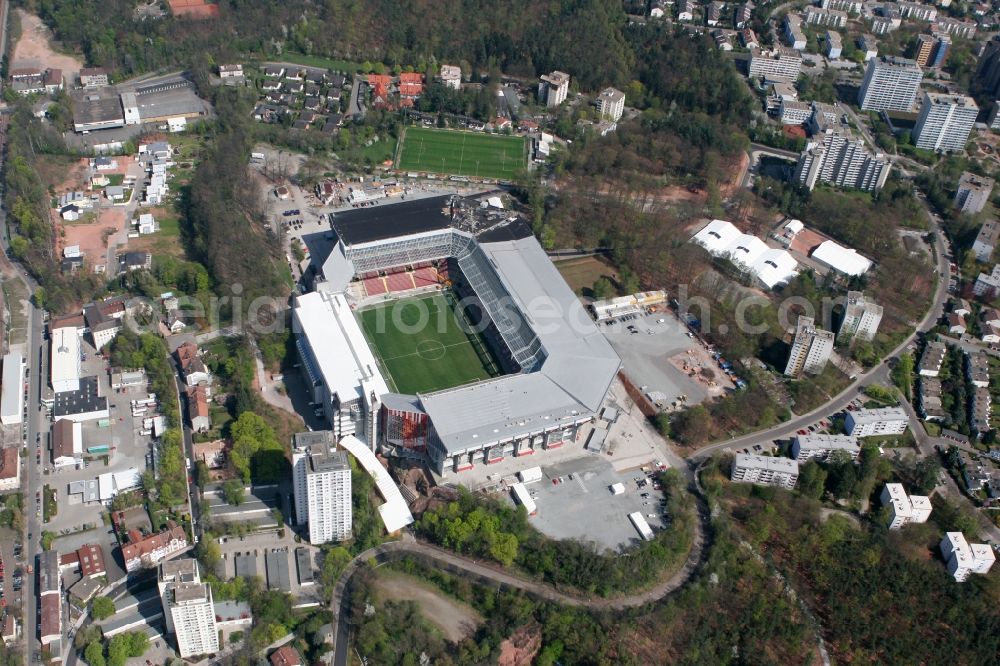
(60, 208), (126, 270)
(11, 10), (84, 78)
(554, 255), (620, 295)
(42, 156), (90, 194)
(373, 569), (483, 642)
(667, 347), (731, 399)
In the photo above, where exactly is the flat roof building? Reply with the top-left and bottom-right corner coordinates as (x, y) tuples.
(159, 559), (219, 657)
(792, 434), (860, 462)
(838, 291), (883, 342)
(784, 315), (834, 377)
(732, 454), (799, 488)
(913, 93), (978, 153)
(539, 71), (570, 108)
(880, 483), (932, 529)
(955, 172), (994, 215)
(748, 47), (802, 82)
(0, 352), (24, 425)
(858, 56), (923, 111)
(51, 327), (82, 393)
(292, 431), (353, 544)
(845, 406), (909, 437)
(596, 87), (625, 122)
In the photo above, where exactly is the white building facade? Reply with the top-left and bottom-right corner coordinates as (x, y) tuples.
(838, 291), (883, 341)
(858, 56), (923, 111)
(292, 432), (353, 544)
(784, 315), (834, 376)
(159, 560), (220, 658)
(731, 454), (799, 488)
(913, 93), (978, 152)
(845, 406), (909, 437)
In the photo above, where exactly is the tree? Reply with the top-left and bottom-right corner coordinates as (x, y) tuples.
(222, 480), (245, 506)
(670, 405), (714, 446)
(591, 277), (614, 299)
(798, 461), (827, 500)
(195, 537), (221, 570)
(193, 460), (211, 489)
(90, 596), (115, 620)
(84, 641), (106, 666)
(488, 532), (519, 566)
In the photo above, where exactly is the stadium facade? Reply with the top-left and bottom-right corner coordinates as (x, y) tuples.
(293, 195), (621, 474)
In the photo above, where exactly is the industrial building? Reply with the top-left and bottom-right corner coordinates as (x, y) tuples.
(0, 352), (24, 425)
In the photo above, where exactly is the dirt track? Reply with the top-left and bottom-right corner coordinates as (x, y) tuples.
(373, 569), (483, 642)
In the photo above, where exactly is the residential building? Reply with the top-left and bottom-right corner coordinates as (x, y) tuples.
(538, 71), (570, 108)
(79, 67), (109, 88)
(39, 551), (61, 659)
(218, 64), (243, 79)
(784, 15), (807, 50)
(971, 386), (991, 436)
(976, 36), (1000, 100)
(0, 352), (24, 426)
(857, 34), (878, 61)
(858, 56), (923, 111)
(880, 483), (932, 529)
(175, 342), (211, 386)
(966, 350), (990, 388)
(826, 31), (842, 59)
(897, 2), (937, 21)
(780, 99), (813, 125)
(913, 93), (977, 152)
(973, 219), (1000, 262)
(707, 2), (723, 26)
(935, 17), (976, 39)
(59, 543), (107, 579)
(870, 16), (898, 35)
(117, 251), (152, 274)
(791, 434), (860, 461)
(122, 521), (188, 571)
(940, 532), (995, 582)
(186, 385), (211, 432)
(159, 559), (220, 658)
(677, 0), (694, 21)
(596, 87), (626, 121)
(292, 431), (353, 544)
(838, 291), (883, 341)
(919, 377), (946, 420)
(270, 646), (303, 666)
(795, 126), (891, 192)
(844, 406), (909, 437)
(731, 453), (799, 488)
(740, 28), (760, 49)
(918, 341), (946, 376)
(438, 64), (462, 89)
(972, 264), (1000, 300)
(83, 302), (123, 350)
(804, 7), (848, 27)
(954, 172), (994, 214)
(734, 2), (754, 28)
(784, 315), (834, 376)
(820, 0), (861, 11)
(748, 47), (802, 81)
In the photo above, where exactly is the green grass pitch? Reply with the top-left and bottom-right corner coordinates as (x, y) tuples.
(358, 292), (502, 394)
(395, 127), (527, 180)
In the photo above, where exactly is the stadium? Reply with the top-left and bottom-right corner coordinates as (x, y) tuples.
(292, 194), (621, 474)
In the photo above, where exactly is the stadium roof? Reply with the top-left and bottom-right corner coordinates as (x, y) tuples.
(293, 291), (390, 403)
(330, 194), (454, 245)
(810, 240), (872, 276)
(419, 233), (620, 454)
(339, 435), (415, 533)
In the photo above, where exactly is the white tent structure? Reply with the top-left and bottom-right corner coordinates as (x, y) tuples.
(692, 220), (799, 289)
(810, 240), (873, 276)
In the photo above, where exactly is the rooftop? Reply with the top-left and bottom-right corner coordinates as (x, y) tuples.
(330, 194), (454, 246)
(735, 453), (800, 474)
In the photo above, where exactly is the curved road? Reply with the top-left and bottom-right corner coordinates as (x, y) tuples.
(331, 491), (709, 666)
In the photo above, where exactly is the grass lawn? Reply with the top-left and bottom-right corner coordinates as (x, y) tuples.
(396, 127), (526, 180)
(358, 292), (501, 394)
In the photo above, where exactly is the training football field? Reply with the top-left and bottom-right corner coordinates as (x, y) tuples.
(395, 127), (526, 180)
(358, 292), (501, 395)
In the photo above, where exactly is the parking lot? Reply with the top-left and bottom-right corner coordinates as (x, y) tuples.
(214, 529), (323, 605)
(522, 455), (669, 552)
(602, 313), (713, 410)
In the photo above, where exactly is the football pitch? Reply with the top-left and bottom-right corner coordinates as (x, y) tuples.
(395, 127), (526, 180)
(358, 292), (502, 395)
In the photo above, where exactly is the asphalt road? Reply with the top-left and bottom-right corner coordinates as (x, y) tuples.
(23, 281), (44, 661)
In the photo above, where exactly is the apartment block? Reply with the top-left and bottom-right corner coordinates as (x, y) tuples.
(748, 47), (803, 81)
(780, 100), (813, 125)
(880, 483), (932, 529)
(973, 219), (1000, 262)
(292, 431), (353, 544)
(538, 71), (570, 107)
(731, 453), (800, 488)
(826, 31), (842, 59)
(784, 315), (834, 376)
(438, 64), (462, 90)
(595, 87), (626, 121)
(940, 532), (995, 582)
(791, 434), (860, 462)
(954, 172), (994, 214)
(970, 386), (991, 437)
(913, 93), (978, 153)
(966, 351), (990, 388)
(857, 34), (879, 61)
(819, 0), (862, 13)
(977, 37), (1000, 100)
(838, 291), (883, 341)
(795, 126), (891, 192)
(919, 377), (946, 421)
(974, 264), (1000, 298)
(844, 406), (909, 437)
(858, 56), (923, 111)
(784, 15), (807, 50)
(897, 2), (937, 21)
(936, 17), (976, 40)
(159, 559), (220, 658)
(804, 7), (847, 27)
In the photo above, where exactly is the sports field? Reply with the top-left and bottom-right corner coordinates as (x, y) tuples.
(395, 127), (526, 180)
(358, 292), (502, 394)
